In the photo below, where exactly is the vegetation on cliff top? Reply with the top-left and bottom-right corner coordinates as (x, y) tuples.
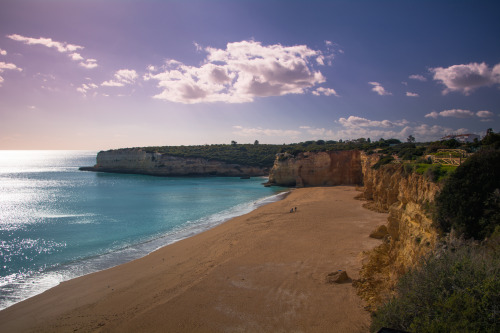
(371, 235), (499, 332)
(135, 139), (403, 168)
(370, 133), (500, 332)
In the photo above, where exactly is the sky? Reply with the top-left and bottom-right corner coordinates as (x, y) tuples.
(1, 0), (499, 150)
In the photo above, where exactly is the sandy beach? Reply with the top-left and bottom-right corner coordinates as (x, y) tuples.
(0, 186), (387, 332)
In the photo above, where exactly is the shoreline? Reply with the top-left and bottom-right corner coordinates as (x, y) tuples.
(0, 186), (388, 332)
(0, 188), (288, 311)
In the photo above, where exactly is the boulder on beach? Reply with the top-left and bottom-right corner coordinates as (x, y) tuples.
(369, 225), (388, 239)
(326, 270), (350, 284)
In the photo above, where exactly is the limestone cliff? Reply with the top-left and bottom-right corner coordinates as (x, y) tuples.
(81, 148), (269, 177)
(357, 153), (441, 308)
(268, 150), (363, 187)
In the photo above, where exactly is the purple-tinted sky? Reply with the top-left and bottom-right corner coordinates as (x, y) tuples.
(1, 0), (499, 149)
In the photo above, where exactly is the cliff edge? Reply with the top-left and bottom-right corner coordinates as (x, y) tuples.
(80, 148), (269, 177)
(268, 150), (363, 187)
(356, 153), (441, 308)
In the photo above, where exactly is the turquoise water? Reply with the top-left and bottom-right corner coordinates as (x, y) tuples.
(0, 150), (286, 310)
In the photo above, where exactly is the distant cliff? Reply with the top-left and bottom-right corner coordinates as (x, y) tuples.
(267, 150), (363, 187)
(80, 148), (269, 177)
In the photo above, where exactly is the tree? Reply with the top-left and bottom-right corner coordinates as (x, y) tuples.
(435, 149), (500, 240)
(231, 140), (237, 146)
(254, 140), (259, 145)
(407, 135), (416, 143)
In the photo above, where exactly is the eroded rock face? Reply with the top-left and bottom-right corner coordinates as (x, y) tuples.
(361, 154), (440, 269)
(84, 148), (269, 177)
(268, 150), (363, 187)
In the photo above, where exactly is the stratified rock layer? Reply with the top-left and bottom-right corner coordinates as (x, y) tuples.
(82, 148), (269, 177)
(268, 150), (363, 187)
(356, 153), (441, 307)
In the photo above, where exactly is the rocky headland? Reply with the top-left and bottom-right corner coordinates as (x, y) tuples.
(80, 148), (269, 177)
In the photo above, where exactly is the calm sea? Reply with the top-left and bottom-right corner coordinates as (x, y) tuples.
(0, 150), (286, 310)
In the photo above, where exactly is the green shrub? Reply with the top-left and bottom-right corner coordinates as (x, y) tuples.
(372, 155), (395, 169)
(371, 237), (500, 332)
(435, 150), (500, 240)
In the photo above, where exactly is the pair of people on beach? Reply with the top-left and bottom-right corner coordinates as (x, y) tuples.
(290, 207), (297, 213)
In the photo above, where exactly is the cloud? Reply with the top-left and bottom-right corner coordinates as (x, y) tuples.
(312, 87), (339, 96)
(406, 91), (419, 97)
(70, 53), (84, 61)
(79, 59), (98, 69)
(0, 62), (22, 72)
(146, 40), (331, 104)
(232, 125), (301, 138)
(369, 82), (392, 96)
(409, 74), (427, 81)
(476, 110), (494, 118)
(425, 111), (439, 119)
(425, 109), (474, 118)
(0, 61), (22, 86)
(7, 34), (97, 69)
(338, 116), (408, 129)
(335, 115), (460, 142)
(102, 69), (138, 87)
(7, 34), (83, 53)
(430, 62), (500, 95)
(0, 49), (6, 56)
(425, 109), (495, 121)
(439, 109), (475, 118)
(77, 82), (99, 95)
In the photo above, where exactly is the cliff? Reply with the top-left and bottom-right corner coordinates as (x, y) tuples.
(267, 150), (363, 187)
(356, 153), (441, 308)
(80, 148), (269, 177)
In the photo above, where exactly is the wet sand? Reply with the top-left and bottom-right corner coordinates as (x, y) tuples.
(0, 186), (387, 332)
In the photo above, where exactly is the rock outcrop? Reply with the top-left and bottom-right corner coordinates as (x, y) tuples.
(356, 153), (441, 308)
(80, 148), (269, 177)
(268, 150), (363, 187)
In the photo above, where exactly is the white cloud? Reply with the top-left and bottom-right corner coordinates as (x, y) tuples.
(369, 82), (392, 96)
(425, 109), (495, 120)
(79, 59), (98, 69)
(476, 110), (494, 118)
(425, 111), (439, 119)
(335, 115), (459, 142)
(0, 49), (6, 56)
(70, 52), (84, 61)
(338, 116), (408, 129)
(102, 69), (138, 87)
(232, 126), (301, 138)
(312, 87), (339, 96)
(409, 74), (427, 81)
(0, 62), (22, 71)
(7, 34), (97, 69)
(77, 82), (99, 95)
(439, 109), (475, 118)
(146, 40), (331, 104)
(425, 109), (475, 118)
(406, 91), (419, 97)
(430, 62), (500, 95)
(7, 34), (83, 53)
(0, 61), (22, 86)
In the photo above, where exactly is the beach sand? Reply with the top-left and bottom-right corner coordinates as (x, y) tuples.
(0, 186), (387, 332)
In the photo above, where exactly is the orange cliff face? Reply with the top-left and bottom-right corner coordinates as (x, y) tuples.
(268, 150), (363, 187)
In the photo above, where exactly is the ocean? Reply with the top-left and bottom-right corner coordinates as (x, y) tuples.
(0, 150), (286, 310)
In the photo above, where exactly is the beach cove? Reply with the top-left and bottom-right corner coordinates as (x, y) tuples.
(0, 186), (388, 332)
